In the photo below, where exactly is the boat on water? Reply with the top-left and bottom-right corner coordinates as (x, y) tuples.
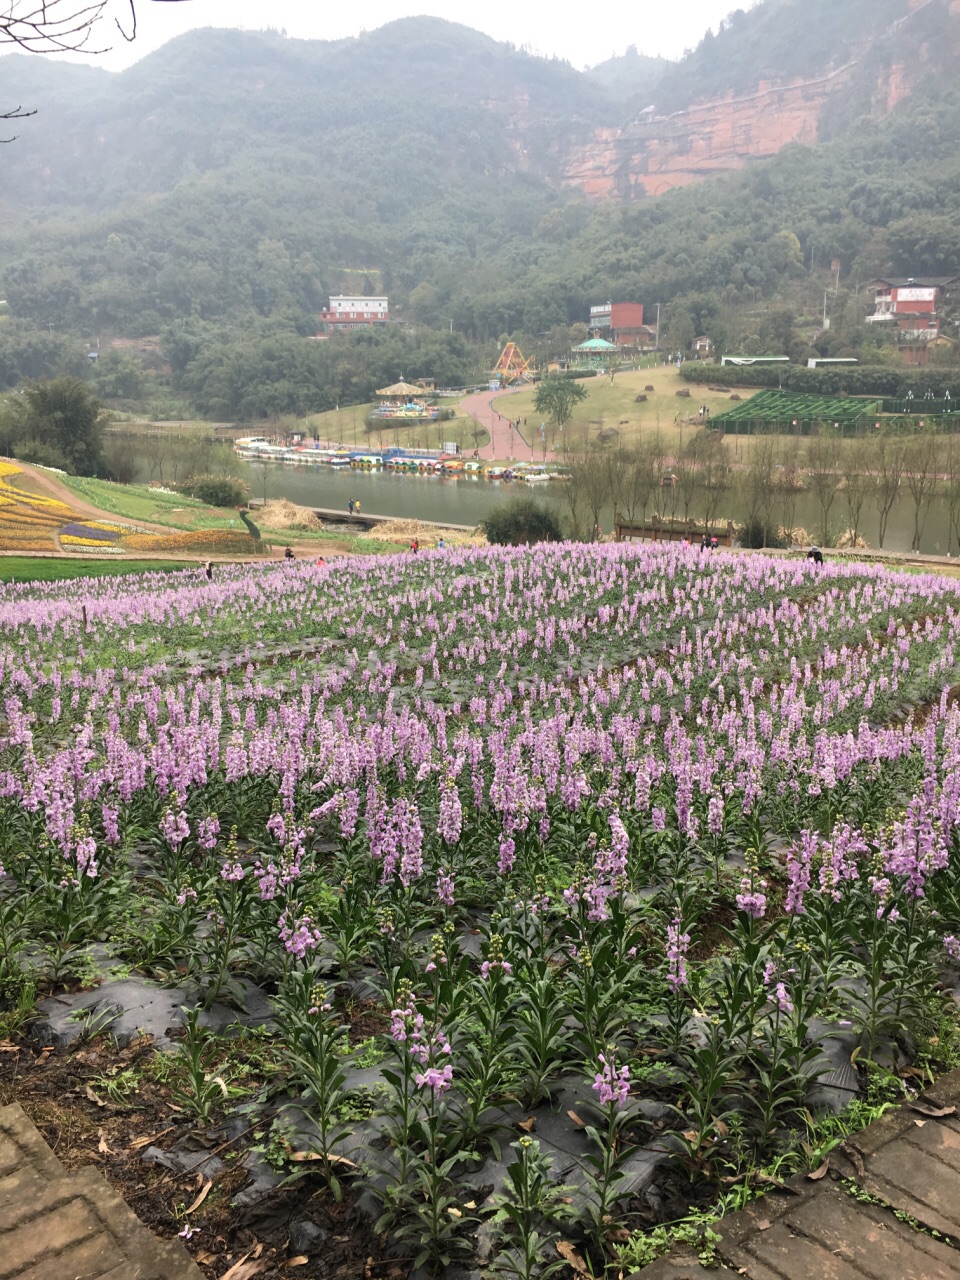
(236, 440), (551, 484)
(235, 442), (289, 461)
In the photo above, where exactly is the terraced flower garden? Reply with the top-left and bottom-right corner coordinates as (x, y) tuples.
(4, 545), (960, 1276)
(0, 462), (255, 557)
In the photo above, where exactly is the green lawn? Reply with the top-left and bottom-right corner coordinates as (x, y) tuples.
(53, 474), (249, 533)
(0, 557), (196, 583)
(503, 366), (757, 455)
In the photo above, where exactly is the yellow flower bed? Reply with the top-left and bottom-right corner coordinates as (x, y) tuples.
(0, 536), (56, 552)
(123, 529), (255, 553)
(0, 461), (23, 481)
(61, 535), (115, 547)
(0, 509), (65, 531)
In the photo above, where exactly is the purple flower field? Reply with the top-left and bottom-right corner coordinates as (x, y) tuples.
(4, 542), (960, 1267)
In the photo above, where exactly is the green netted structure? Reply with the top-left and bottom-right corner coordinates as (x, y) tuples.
(711, 389), (880, 435)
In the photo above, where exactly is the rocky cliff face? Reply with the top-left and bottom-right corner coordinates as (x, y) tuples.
(563, 0), (958, 199)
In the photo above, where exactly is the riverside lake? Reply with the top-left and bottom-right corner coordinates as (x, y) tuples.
(128, 446), (960, 555)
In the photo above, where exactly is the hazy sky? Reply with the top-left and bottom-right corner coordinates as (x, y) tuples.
(8, 0), (756, 72)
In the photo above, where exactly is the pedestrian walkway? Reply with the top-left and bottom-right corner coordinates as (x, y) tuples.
(635, 1067), (960, 1279)
(0, 1103), (200, 1280)
(461, 388), (557, 462)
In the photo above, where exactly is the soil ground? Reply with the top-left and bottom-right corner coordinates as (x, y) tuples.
(0, 1007), (399, 1279)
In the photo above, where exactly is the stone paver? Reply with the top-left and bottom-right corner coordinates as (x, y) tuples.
(633, 1068), (960, 1278)
(0, 1103), (200, 1280)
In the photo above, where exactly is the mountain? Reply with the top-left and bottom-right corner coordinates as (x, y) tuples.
(0, 19), (611, 338)
(1, 0), (960, 364)
(565, 0), (960, 197)
(584, 48), (669, 108)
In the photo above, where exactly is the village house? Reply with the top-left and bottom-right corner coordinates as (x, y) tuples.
(318, 294), (390, 334)
(865, 275), (960, 364)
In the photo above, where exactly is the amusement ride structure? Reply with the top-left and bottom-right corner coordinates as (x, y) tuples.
(491, 342), (535, 386)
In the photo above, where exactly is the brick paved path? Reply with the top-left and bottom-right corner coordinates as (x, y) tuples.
(0, 1102), (200, 1280)
(635, 1067), (960, 1279)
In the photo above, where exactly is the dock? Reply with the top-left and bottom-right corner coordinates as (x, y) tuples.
(247, 500), (474, 533)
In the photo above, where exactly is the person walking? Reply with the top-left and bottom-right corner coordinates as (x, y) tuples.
(348, 499), (355, 515)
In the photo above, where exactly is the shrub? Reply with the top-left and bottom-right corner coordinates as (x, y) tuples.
(737, 517), (786, 549)
(13, 438), (72, 471)
(680, 363), (960, 398)
(481, 496), (563, 546)
(180, 474), (248, 507)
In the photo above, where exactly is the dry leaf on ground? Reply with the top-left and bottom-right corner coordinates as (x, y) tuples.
(186, 1179), (213, 1214)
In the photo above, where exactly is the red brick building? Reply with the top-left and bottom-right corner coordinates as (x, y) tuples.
(587, 301), (653, 349)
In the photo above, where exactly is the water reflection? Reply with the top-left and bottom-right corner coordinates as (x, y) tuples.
(134, 454), (960, 557)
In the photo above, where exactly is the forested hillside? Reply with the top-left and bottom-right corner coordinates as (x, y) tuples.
(1, 1), (960, 415)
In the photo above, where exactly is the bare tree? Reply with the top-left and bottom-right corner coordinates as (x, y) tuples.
(555, 451), (590, 540)
(619, 440), (660, 529)
(580, 450), (615, 540)
(776, 436), (803, 541)
(700, 438), (729, 533)
(806, 430), (842, 547)
(946, 434), (960, 556)
(737, 435), (777, 544)
(838, 441), (872, 546)
(1, 1), (190, 52)
(606, 447), (630, 522)
(2, 1), (192, 137)
(903, 432), (941, 551)
(0, 104), (36, 142)
(141, 430), (169, 484)
(871, 432), (905, 549)
(672, 446), (700, 525)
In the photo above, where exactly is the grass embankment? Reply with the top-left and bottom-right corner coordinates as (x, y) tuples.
(56, 476), (244, 533)
(57, 474), (414, 557)
(0, 557), (195, 583)
(503, 366), (758, 455)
